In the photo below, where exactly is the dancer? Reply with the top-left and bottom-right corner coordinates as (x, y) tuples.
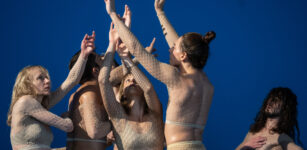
(98, 21), (164, 150)
(66, 51), (111, 150)
(236, 87), (303, 150)
(7, 32), (95, 150)
(104, 0), (215, 149)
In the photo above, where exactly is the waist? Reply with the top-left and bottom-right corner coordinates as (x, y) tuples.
(12, 144), (51, 150)
(165, 120), (205, 130)
(167, 140), (206, 150)
(66, 138), (107, 144)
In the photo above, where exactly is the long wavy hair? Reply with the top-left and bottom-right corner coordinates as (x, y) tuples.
(118, 73), (148, 115)
(7, 66), (50, 126)
(249, 87), (301, 144)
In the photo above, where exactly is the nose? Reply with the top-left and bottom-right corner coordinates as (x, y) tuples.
(45, 78), (50, 84)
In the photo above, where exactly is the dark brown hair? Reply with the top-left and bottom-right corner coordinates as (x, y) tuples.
(250, 87), (302, 145)
(180, 31), (216, 69)
(69, 50), (99, 84)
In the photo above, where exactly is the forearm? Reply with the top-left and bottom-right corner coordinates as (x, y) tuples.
(110, 13), (179, 87)
(28, 108), (73, 132)
(156, 11), (179, 48)
(98, 42), (124, 118)
(49, 55), (87, 109)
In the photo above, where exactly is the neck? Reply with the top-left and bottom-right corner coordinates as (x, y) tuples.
(179, 62), (199, 74)
(264, 117), (280, 133)
(36, 95), (43, 103)
(128, 96), (145, 121)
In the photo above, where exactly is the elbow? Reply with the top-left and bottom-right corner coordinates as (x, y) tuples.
(64, 118), (74, 132)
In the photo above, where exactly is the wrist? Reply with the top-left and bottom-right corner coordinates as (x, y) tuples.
(156, 10), (165, 15)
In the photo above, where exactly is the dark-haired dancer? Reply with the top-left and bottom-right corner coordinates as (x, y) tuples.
(104, 0), (215, 149)
(236, 87), (303, 150)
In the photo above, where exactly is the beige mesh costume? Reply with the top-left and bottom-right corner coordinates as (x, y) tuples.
(98, 45), (164, 150)
(10, 56), (87, 150)
(107, 3), (213, 149)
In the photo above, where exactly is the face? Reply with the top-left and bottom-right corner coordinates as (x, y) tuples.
(265, 98), (283, 117)
(169, 37), (184, 66)
(123, 74), (142, 96)
(30, 67), (51, 96)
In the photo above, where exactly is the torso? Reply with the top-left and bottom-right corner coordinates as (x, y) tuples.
(67, 81), (109, 150)
(10, 97), (53, 150)
(165, 71), (214, 144)
(111, 113), (164, 150)
(248, 131), (295, 150)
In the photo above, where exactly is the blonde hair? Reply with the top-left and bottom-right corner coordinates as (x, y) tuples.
(7, 65), (50, 126)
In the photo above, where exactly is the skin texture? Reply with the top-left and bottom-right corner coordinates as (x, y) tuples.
(10, 32), (95, 150)
(236, 101), (303, 150)
(104, 0), (214, 146)
(98, 20), (164, 149)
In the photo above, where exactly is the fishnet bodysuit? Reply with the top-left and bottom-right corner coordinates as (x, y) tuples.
(98, 48), (164, 150)
(110, 12), (214, 144)
(10, 56), (87, 150)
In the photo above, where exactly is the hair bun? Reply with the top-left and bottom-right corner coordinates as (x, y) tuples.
(203, 31), (216, 44)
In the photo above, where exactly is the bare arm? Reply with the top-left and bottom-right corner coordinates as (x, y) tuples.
(49, 32), (96, 109)
(104, 2), (180, 88)
(23, 98), (73, 132)
(80, 91), (111, 139)
(155, 0), (179, 47)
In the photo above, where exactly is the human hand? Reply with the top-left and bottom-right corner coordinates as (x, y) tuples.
(145, 37), (158, 57)
(109, 22), (119, 45)
(154, 0), (166, 13)
(104, 0), (116, 15)
(61, 111), (70, 118)
(122, 5), (132, 28)
(81, 31), (95, 58)
(116, 42), (130, 58)
(243, 136), (266, 149)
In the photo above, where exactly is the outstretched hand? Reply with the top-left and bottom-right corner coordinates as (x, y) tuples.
(155, 0), (166, 13)
(104, 0), (116, 15)
(109, 22), (119, 45)
(122, 5), (132, 28)
(145, 37), (158, 57)
(116, 42), (130, 58)
(81, 31), (96, 58)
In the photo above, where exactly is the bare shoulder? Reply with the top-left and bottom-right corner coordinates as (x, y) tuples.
(79, 90), (99, 104)
(286, 142), (303, 150)
(278, 134), (303, 149)
(13, 95), (40, 112)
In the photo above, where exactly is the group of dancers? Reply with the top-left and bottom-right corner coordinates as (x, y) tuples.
(7, 0), (303, 150)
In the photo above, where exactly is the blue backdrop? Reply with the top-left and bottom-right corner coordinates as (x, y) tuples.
(1, 0), (306, 149)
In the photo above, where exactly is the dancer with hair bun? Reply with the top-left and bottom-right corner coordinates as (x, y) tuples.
(103, 0), (215, 149)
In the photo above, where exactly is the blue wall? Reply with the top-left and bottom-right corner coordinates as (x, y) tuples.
(1, 0), (306, 149)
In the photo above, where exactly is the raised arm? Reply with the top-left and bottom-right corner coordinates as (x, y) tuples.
(98, 22), (126, 119)
(104, 2), (180, 88)
(117, 44), (162, 115)
(22, 97), (73, 132)
(155, 0), (179, 47)
(80, 91), (111, 139)
(49, 32), (95, 109)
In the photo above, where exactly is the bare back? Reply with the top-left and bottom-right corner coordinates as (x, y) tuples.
(67, 81), (110, 150)
(165, 71), (214, 144)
